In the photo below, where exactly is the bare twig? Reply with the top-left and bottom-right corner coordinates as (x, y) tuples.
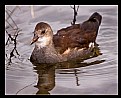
(5, 6), (24, 67)
(16, 80), (37, 95)
(5, 9), (19, 29)
(76, 5), (79, 12)
(5, 8), (21, 66)
(71, 5), (80, 25)
(5, 6), (19, 21)
(6, 29), (20, 65)
(6, 19), (14, 29)
(6, 30), (14, 45)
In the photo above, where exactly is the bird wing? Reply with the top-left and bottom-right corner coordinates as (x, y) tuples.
(53, 12), (101, 54)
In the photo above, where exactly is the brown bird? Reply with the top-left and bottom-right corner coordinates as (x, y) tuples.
(30, 12), (102, 64)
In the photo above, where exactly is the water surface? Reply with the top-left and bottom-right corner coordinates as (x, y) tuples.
(5, 5), (118, 95)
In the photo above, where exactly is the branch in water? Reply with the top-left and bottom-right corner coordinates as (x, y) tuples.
(74, 69), (80, 86)
(6, 29), (20, 66)
(71, 5), (79, 25)
(5, 7), (21, 66)
(5, 6), (20, 21)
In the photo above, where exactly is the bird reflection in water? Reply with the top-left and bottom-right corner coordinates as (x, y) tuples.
(33, 64), (55, 95)
(32, 45), (105, 95)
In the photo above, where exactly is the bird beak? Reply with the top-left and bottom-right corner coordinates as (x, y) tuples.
(30, 35), (39, 45)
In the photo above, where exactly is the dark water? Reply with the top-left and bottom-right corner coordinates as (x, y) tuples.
(5, 5), (118, 95)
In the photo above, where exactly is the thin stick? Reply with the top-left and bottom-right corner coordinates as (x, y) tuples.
(5, 6), (19, 21)
(71, 5), (80, 25)
(74, 69), (80, 86)
(16, 80), (37, 95)
(5, 10), (19, 29)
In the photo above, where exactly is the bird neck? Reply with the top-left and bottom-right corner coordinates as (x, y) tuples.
(35, 37), (57, 54)
(35, 35), (53, 48)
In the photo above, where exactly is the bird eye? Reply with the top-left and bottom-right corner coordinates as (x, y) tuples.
(41, 30), (45, 34)
(92, 18), (97, 21)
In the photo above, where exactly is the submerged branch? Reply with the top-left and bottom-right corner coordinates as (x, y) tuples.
(74, 69), (80, 86)
(5, 6), (20, 21)
(5, 9), (19, 30)
(5, 7), (21, 66)
(6, 29), (21, 66)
